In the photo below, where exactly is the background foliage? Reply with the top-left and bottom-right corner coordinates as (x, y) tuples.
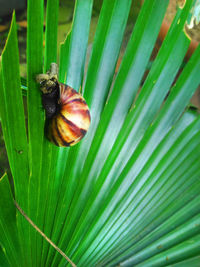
(0, 0), (200, 266)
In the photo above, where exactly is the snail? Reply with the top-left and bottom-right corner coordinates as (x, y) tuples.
(36, 63), (91, 147)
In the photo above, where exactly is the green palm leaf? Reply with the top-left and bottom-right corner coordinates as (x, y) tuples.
(0, 0), (200, 266)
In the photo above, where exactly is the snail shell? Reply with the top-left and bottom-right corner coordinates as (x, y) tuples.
(48, 84), (91, 147)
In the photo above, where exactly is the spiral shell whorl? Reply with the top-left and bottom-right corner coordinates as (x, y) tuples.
(48, 84), (91, 147)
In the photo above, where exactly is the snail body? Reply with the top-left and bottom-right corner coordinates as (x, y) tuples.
(36, 63), (91, 147)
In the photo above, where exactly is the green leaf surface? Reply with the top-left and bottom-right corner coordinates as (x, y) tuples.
(59, 32), (71, 83)
(85, 112), (200, 265)
(27, 0), (44, 174)
(32, 0), (60, 265)
(41, 1), (93, 266)
(122, 213), (200, 266)
(27, 0), (44, 266)
(0, 246), (10, 267)
(1, 1), (200, 266)
(0, 174), (21, 266)
(27, 0), (44, 204)
(87, 41), (200, 263)
(74, 114), (200, 266)
(76, 0), (170, 199)
(119, 170), (200, 265)
(170, 255), (200, 267)
(96, 37), (200, 255)
(0, 13), (29, 266)
(50, 1), (133, 265)
(56, 1), (195, 265)
(115, 175), (200, 266)
(136, 234), (200, 267)
(0, 13), (28, 204)
(88, 0), (191, 200)
(66, 0), (170, 240)
(44, 0), (59, 71)
(65, 0), (93, 90)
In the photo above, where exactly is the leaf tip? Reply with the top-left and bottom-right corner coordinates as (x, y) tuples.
(2, 11), (17, 57)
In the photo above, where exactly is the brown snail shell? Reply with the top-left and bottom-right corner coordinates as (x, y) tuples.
(48, 84), (91, 147)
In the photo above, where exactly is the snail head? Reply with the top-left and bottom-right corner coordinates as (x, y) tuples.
(36, 63), (59, 95)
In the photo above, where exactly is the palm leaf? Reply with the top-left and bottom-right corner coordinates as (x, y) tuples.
(0, 0), (200, 266)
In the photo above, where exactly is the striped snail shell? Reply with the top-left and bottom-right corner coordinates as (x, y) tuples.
(49, 84), (91, 147)
(36, 63), (91, 147)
